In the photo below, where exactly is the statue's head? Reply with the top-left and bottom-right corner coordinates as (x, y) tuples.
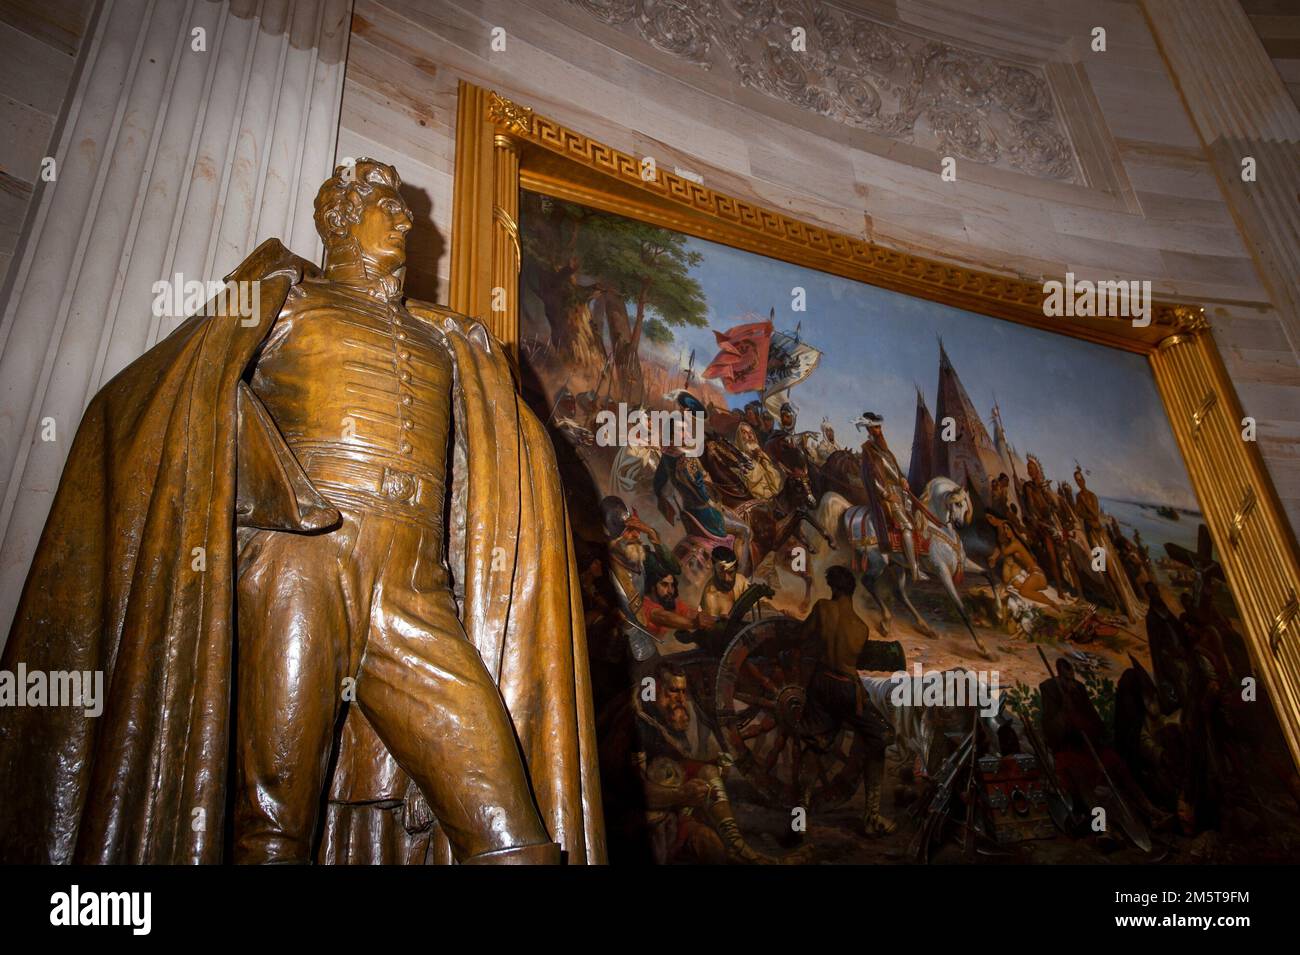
(314, 158), (411, 276)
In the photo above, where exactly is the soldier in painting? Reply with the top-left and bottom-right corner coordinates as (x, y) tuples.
(857, 411), (926, 581)
(1040, 657), (1171, 833)
(797, 566), (896, 837)
(638, 558), (717, 646)
(743, 400), (775, 445)
(698, 546), (750, 619)
(599, 661), (774, 864)
(763, 401), (801, 463)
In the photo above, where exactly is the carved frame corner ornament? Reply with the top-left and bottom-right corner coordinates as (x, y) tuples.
(487, 90), (535, 136)
(450, 81), (1300, 769)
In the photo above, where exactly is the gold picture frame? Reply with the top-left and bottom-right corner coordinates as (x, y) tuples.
(448, 79), (1300, 772)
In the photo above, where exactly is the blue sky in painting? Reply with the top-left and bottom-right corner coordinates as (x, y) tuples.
(652, 234), (1198, 510)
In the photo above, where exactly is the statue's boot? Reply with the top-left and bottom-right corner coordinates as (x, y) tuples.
(863, 757), (898, 837)
(462, 842), (562, 865)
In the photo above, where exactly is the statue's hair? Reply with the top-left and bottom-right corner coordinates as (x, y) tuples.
(313, 158), (402, 241)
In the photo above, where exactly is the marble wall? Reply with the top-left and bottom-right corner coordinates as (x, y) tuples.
(0, 0), (352, 638)
(0, 0), (98, 291)
(1245, 0), (1300, 110)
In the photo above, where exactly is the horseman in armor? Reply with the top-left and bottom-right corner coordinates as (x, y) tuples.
(763, 401), (800, 463)
(856, 411), (926, 581)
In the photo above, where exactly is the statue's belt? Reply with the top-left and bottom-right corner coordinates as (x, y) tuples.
(300, 451), (445, 531)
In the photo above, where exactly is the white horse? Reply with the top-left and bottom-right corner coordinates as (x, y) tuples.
(816, 476), (994, 659)
(860, 669), (1007, 775)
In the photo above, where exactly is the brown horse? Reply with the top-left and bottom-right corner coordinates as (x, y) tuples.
(701, 435), (754, 508)
(817, 448), (868, 505)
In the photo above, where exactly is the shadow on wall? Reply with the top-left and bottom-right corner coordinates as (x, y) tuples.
(399, 181), (444, 305)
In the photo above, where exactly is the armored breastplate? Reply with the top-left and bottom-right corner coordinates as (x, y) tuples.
(251, 279), (453, 525)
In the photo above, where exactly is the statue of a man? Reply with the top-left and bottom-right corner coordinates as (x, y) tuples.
(0, 160), (604, 865)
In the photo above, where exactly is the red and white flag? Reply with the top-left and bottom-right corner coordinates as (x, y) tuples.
(702, 320), (772, 393)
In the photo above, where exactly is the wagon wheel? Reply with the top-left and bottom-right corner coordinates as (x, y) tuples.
(645, 585), (777, 718)
(715, 615), (866, 811)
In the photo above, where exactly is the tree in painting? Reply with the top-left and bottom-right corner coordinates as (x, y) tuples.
(521, 192), (707, 403)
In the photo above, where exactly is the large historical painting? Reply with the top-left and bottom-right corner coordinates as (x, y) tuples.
(517, 191), (1300, 865)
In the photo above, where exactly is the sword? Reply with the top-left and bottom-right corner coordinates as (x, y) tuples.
(607, 567), (665, 663)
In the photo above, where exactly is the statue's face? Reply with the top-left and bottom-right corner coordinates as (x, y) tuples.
(352, 183), (412, 273)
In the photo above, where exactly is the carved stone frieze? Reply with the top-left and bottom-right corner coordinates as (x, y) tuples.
(567, 0), (1081, 182)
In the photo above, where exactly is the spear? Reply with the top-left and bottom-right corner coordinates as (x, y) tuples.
(1035, 646), (1150, 852)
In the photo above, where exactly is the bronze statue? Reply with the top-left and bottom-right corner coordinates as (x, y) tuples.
(0, 159), (605, 865)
